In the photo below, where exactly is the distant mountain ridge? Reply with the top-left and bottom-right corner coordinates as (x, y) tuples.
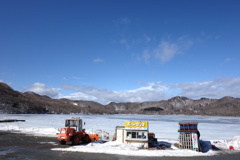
(0, 82), (240, 116)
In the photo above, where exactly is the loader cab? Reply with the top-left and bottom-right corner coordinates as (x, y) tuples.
(65, 117), (83, 132)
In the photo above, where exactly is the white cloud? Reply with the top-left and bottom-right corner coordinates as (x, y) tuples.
(120, 18), (131, 24)
(27, 82), (59, 98)
(60, 77), (240, 104)
(140, 50), (151, 63)
(23, 78), (240, 105)
(60, 92), (97, 101)
(154, 40), (179, 63)
(143, 35), (152, 42)
(137, 36), (193, 64)
(0, 80), (12, 85)
(224, 58), (231, 63)
(72, 77), (82, 80)
(93, 58), (105, 63)
(115, 17), (131, 24)
(61, 82), (171, 104)
(119, 39), (130, 49)
(171, 77), (240, 99)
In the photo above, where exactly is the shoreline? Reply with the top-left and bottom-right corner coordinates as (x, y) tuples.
(1, 113), (240, 117)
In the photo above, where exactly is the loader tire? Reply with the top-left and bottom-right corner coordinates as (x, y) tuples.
(84, 134), (91, 143)
(72, 135), (80, 145)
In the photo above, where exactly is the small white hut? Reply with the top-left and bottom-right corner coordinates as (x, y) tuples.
(115, 121), (149, 148)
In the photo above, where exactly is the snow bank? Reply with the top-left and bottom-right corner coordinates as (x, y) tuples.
(228, 136), (240, 150)
(211, 136), (240, 151)
(52, 140), (218, 157)
(0, 122), (59, 137)
(51, 137), (240, 157)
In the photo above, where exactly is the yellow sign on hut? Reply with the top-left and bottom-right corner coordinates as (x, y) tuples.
(124, 121), (148, 130)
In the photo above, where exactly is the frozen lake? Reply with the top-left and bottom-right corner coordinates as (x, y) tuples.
(0, 114), (240, 141)
(1, 114), (240, 157)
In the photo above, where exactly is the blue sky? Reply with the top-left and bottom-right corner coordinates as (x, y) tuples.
(1, 0), (240, 104)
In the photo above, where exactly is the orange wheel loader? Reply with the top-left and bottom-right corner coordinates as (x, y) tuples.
(56, 117), (99, 145)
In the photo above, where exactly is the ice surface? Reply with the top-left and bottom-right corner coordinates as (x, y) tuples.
(0, 114), (240, 157)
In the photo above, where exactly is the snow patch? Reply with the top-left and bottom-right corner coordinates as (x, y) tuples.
(72, 102), (78, 106)
(52, 141), (218, 157)
(211, 136), (240, 150)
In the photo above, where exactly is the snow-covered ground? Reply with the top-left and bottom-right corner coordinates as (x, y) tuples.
(0, 114), (240, 157)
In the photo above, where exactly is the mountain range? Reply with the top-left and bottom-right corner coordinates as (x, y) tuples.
(0, 82), (240, 116)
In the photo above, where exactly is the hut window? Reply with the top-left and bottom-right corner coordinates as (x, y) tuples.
(126, 131), (147, 140)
